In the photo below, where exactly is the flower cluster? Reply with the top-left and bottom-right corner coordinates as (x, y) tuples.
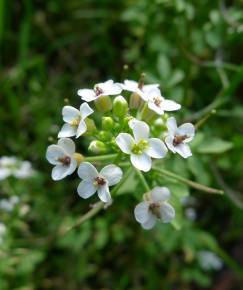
(46, 78), (195, 230)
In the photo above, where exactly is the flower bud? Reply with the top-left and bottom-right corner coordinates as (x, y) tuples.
(94, 95), (112, 113)
(102, 117), (114, 131)
(98, 130), (112, 142)
(73, 153), (84, 166)
(113, 95), (128, 118)
(129, 92), (143, 109)
(84, 118), (97, 136)
(88, 140), (107, 154)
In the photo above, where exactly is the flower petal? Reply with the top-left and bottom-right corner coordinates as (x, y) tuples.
(130, 153), (152, 172)
(129, 119), (149, 142)
(80, 102), (94, 120)
(76, 120), (87, 138)
(100, 80), (122, 95)
(51, 165), (70, 180)
(177, 123), (195, 142)
(134, 202), (150, 223)
(115, 133), (134, 154)
(0, 168), (11, 180)
(97, 184), (111, 203)
(143, 84), (159, 92)
(77, 89), (96, 102)
(161, 100), (181, 111)
(62, 106), (80, 123)
(175, 143), (192, 158)
(58, 123), (77, 138)
(66, 158), (77, 175)
(46, 145), (65, 165)
(160, 202), (175, 223)
(77, 180), (97, 199)
(58, 138), (75, 155)
(146, 138), (168, 159)
(141, 215), (156, 230)
(78, 162), (98, 180)
(165, 135), (176, 153)
(166, 117), (177, 134)
(122, 79), (138, 92)
(151, 187), (170, 203)
(100, 165), (123, 186)
(148, 101), (164, 115)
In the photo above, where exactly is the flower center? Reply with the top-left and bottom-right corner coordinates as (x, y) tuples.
(149, 202), (161, 218)
(131, 139), (149, 155)
(58, 156), (71, 166)
(173, 135), (187, 146)
(94, 86), (104, 96)
(94, 176), (106, 187)
(153, 97), (162, 107)
(70, 117), (81, 127)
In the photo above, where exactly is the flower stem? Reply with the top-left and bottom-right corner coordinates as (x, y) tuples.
(85, 154), (117, 162)
(135, 169), (150, 192)
(153, 167), (224, 195)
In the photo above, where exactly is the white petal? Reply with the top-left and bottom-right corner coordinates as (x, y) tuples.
(66, 158), (77, 175)
(175, 143), (192, 158)
(100, 165), (123, 186)
(78, 162), (98, 180)
(0, 168), (11, 180)
(161, 100), (181, 111)
(165, 135), (176, 153)
(123, 79), (138, 92)
(97, 184), (111, 203)
(100, 80), (122, 95)
(79, 102), (94, 120)
(160, 202), (175, 223)
(46, 145), (65, 165)
(62, 106), (80, 123)
(130, 153), (152, 172)
(77, 89), (96, 102)
(115, 133), (134, 154)
(146, 138), (168, 158)
(148, 101), (164, 115)
(166, 117), (177, 134)
(134, 202), (150, 223)
(141, 215), (156, 230)
(77, 180), (97, 199)
(51, 165), (70, 180)
(129, 119), (149, 142)
(58, 123), (77, 138)
(143, 84), (160, 92)
(151, 187), (170, 203)
(147, 87), (162, 99)
(76, 120), (87, 138)
(58, 138), (75, 155)
(177, 123), (195, 142)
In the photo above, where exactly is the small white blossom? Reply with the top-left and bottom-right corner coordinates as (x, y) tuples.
(116, 119), (167, 172)
(77, 162), (123, 203)
(134, 187), (175, 230)
(0, 196), (19, 212)
(145, 87), (181, 115)
(46, 138), (77, 181)
(121, 79), (159, 95)
(0, 157), (34, 180)
(58, 103), (93, 138)
(165, 117), (195, 158)
(198, 251), (223, 271)
(77, 80), (122, 102)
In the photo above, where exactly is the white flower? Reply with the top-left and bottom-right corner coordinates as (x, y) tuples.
(46, 138), (77, 181)
(0, 196), (19, 212)
(198, 251), (223, 271)
(145, 87), (181, 115)
(115, 119), (167, 172)
(134, 187), (175, 230)
(165, 117), (195, 158)
(77, 162), (123, 203)
(121, 79), (159, 99)
(77, 80), (122, 102)
(58, 103), (94, 138)
(14, 161), (34, 179)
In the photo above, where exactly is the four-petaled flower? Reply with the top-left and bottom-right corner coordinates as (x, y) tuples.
(77, 162), (123, 203)
(46, 138), (77, 180)
(116, 119), (167, 172)
(145, 87), (181, 115)
(58, 103), (94, 138)
(165, 117), (195, 158)
(134, 187), (175, 230)
(121, 79), (159, 98)
(78, 80), (122, 102)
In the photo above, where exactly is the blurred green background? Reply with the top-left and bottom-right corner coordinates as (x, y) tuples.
(1, 0), (243, 289)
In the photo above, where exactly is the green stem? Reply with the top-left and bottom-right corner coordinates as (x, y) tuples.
(153, 167), (224, 195)
(85, 154), (117, 162)
(135, 169), (150, 192)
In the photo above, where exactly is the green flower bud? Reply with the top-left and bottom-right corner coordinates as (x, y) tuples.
(88, 140), (107, 154)
(94, 95), (112, 113)
(102, 117), (114, 130)
(113, 95), (128, 118)
(84, 118), (97, 136)
(129, 92), (143, 109)
(98, 130), (113, 142)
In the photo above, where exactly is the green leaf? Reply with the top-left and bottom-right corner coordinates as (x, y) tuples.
(197, 138), (233, 154)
